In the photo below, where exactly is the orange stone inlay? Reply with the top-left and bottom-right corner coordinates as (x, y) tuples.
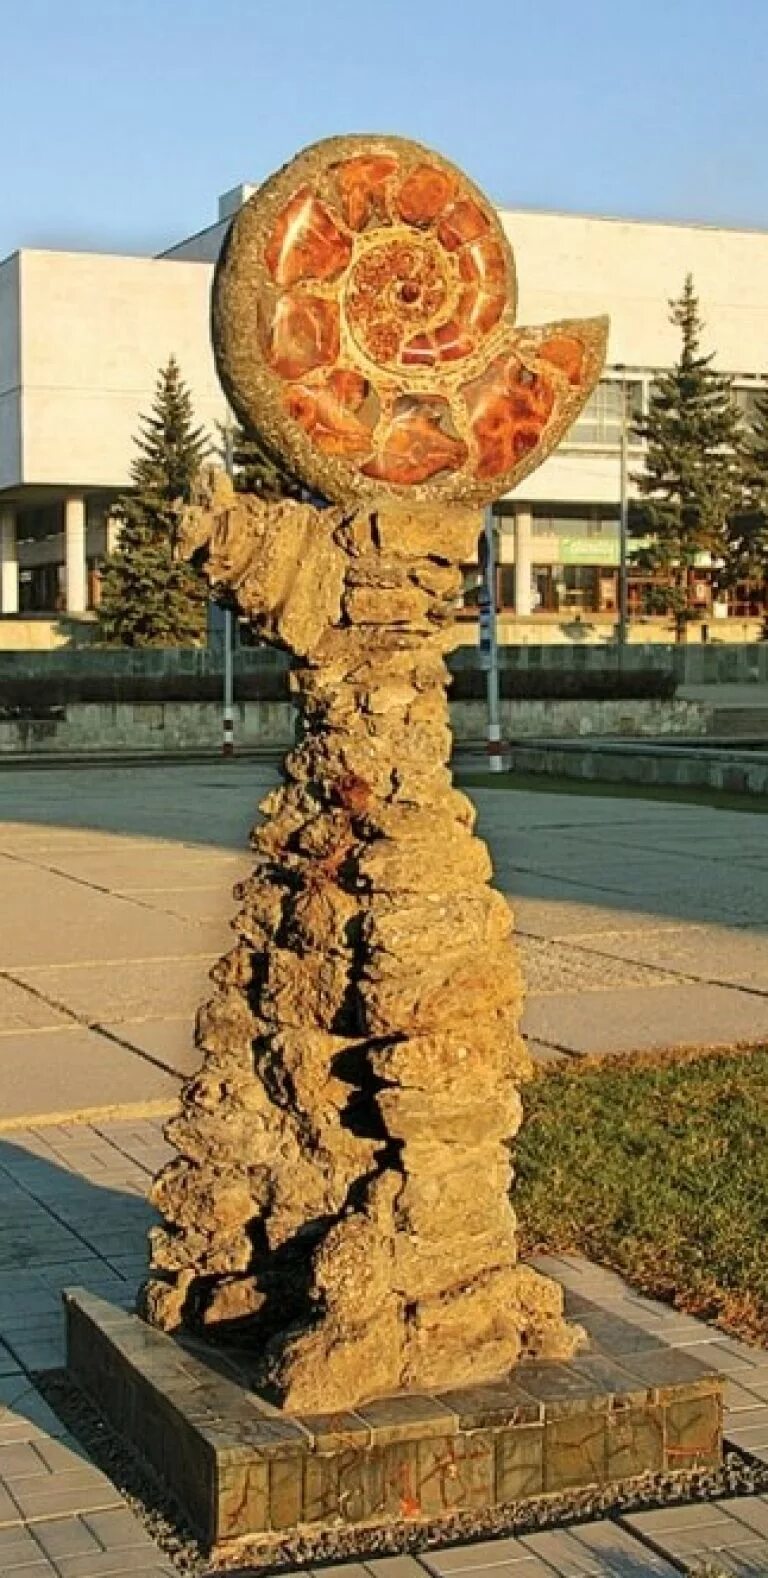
(400, 331), (436, 369)
(437, 198), (490, 252)
(538, 334), (587, 385)
(454, 285), (505, 336)
(335, 154), (398, 231)
(325, 368), (370, 408)
(264, 186), (353, 287)
(465, 355), (556, 480)
(284, 380), (374, 458)
(457, 237), (507, 291)
(264, 295), (340, 381)
(362, 397), (467, 485)
(396, 164), (456, 225)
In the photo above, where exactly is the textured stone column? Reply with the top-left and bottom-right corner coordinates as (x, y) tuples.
(513, 507), (534, 616)
(141, 475), (579, 1412)
(0, 510), (19, 615)
(64, 496), (87, 613)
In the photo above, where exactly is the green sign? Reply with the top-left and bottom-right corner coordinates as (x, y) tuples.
(558, 536), (620, 567)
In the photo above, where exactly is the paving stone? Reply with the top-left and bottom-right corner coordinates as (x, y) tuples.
(365, 1558), (434, 1578)
(720, 1497), (768, 1539)
(0, 1481), (24, 1526)
(52, 1556), (175, 1578)
(524, 981), (768, 1057)
(31, 1438), (92, 1476)
(0, 1380), (70, 1445)
(711, 1546), (768, 1577)
(81, 1506), (159, 1550)
(28, 1517), (103, 1561)
(569, 1516), (682, 1571)
(6, 1468), (123, 1522)
(0, 978), (74, 1035)
(421, 1536), (545, 1572)
(0, 1030), (180, 1125)
(0, 1521), (53, 1570)
(0, 1442), (49, 1480)
(522, 1520), (677, 1574)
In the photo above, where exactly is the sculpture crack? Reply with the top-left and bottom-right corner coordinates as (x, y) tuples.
(141, 472), (580, 1410)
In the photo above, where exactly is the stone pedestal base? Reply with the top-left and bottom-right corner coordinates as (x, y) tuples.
(65, 1287), (723, 1555)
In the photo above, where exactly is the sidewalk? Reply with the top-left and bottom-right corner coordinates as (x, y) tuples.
(0, 762), (767, 1574)
(0, 1119), (767, 1575)
(0, 762), (766, 1125)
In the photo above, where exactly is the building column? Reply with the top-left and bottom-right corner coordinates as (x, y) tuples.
(513, 506), (533, 615)
(0, 509), (19, 615)
(64, 496), (87, 613)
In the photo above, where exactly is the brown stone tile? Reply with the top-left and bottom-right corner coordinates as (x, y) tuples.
(368, 1441), (419, 1520)
(495, 1423), (544, 1503)
(544, 1410), (607, 1491)
(417, 1432), (495, 1515)
(216, 1458), (269, 1541)
(434, 1381), (542, 1430)
(303, 1452), (342, 1526)
(298, 1411), (371, 1452)
(514, 1360), (610, 1417)
(301, 1445), (369, 1525)
(665, 1392), (722, 1470)
(621, 1345), (722, 1397)
(269, 1455), (304, 1529)
(356, 1394), (457, 1444)
(606, 1404), (665, 1480)
(568, 1351), (655, 1406)
(579, 1311), (666, 1356)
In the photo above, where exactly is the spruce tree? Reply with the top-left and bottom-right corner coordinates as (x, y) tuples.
(217, 417), (303, 499)
(630, 275), (741, 640)
(725, 385), (768, 605)
(98, 357), (210, 646)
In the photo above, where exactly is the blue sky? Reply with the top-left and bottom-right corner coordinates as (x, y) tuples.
(2, 0), (767, 260)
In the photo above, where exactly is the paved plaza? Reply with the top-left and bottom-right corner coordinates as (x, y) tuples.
(0, 761), (767, 1573)
(0, 762), (766, 1125)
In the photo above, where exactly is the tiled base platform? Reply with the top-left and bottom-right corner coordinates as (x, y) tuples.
(64, 1288), (723, 1553)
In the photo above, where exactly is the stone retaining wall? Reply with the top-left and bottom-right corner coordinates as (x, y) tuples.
(0, 640), (766, 684)
(506, 740), (768, 797)
(0, 697), (707, 756)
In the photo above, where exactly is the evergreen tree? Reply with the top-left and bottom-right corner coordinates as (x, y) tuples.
(98, 357), (210, 646)
(217, 416), (304, 499)
(630, 275), (741, 640)
(724, 385), (768, 604)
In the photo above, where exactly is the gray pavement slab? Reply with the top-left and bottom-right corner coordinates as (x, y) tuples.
(0, 979), (74, 1034)
(12, 956), (217, 1026)
(0, 764), (765, 1099)
(524, 980), (768, 1056)
(98, 1017), (198, 1077)
(0, 1028), (180, 1125)
(560, 923), (768, 996)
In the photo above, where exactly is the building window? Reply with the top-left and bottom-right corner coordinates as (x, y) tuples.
(734, 385), (766, 430)
(564, 379), (644, 448)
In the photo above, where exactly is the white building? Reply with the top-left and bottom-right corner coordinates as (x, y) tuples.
(1, 184), (767, 636)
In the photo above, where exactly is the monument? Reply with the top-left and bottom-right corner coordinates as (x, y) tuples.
(66, 135), (723, 1552)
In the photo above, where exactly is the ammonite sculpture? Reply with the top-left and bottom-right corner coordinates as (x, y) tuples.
(213, 134), (608, 507)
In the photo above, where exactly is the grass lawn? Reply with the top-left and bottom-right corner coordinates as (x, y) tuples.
(457, 768), (768, 815)
(515, 1046), (768, 1346)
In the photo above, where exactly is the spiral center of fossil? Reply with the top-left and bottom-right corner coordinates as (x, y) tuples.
(346, 238), (449, 364)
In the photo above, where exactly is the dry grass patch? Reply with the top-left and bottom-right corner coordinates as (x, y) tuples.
(516, 1044), (768, 1346)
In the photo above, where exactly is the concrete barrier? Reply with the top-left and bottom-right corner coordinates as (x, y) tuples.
(0, 695), (707, 757)
(506, 739), (768, 797)
(0, 639), (765, 685)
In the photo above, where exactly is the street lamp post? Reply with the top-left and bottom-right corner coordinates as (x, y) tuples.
(221, 419), (236, 757)
(483, 506), (503, 773)
(614, 364), (630, 652)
